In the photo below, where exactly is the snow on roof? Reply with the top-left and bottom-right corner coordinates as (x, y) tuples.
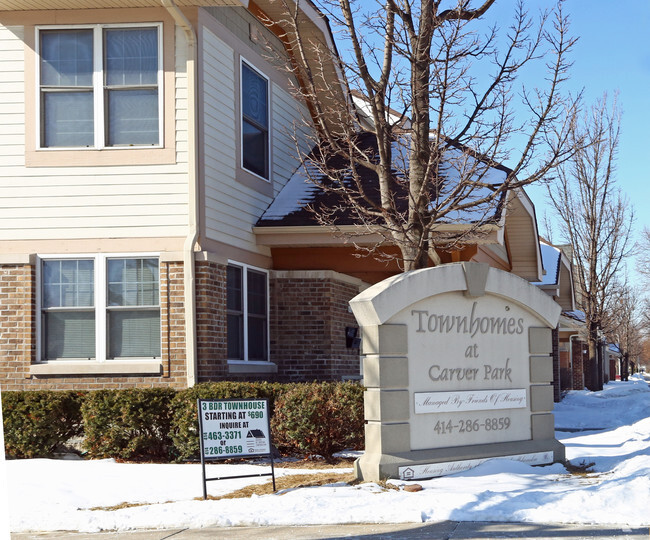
(609, 343), (622, 355)
(564, 310), (586, 323)
(258, 133), (510, 226)
(258, 162), (323, 221)
(538, 243), (561, 286)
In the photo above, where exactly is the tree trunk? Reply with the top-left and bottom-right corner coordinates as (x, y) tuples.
(401, 241), (430, 272)
(596, 339), (604, 390)
(586, 322), (600, 391)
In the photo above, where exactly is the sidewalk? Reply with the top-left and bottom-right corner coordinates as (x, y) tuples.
(12, 521), (650, 539)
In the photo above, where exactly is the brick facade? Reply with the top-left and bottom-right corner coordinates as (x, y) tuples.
(552, 327), (560, 402)
(0, 261), (188, 391)
(269, 271), (361, 381)
(0, 264), (35, 390)
(195, 260), (228, 381)
(1, 260), (365, 390)
(158, 261), (189, 388)
(572, 338), (586, 390)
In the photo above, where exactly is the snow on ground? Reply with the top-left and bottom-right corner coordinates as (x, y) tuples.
(4, 375), (650, 533)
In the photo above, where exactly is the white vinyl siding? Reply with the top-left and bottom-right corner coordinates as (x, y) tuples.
(0, 25), (25, 167)
(201, 26), (310, 255)
(272, 82), (312, 197)
(173, 23), (189, 164)
(0, 22), (189, 242)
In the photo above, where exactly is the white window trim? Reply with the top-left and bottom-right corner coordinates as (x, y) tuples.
(35, 252), (161, 365)
(35, 23), (164, 151)
(226, 261), (271, 363)
(239, 57), (271, 182)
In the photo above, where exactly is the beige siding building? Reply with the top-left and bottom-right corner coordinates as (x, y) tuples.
(0, 1), (570, 392)
(0, 1), (348, 391)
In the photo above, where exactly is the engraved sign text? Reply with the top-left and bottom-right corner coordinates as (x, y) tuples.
(414, 388), (527, 414)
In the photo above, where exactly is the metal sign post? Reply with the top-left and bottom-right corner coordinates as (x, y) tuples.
(197, 398), (276, 499)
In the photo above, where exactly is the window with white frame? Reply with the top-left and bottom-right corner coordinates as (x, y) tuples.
(226, 263), (268, 361)
(39, 255), (160, 361)
(38, 24), (161, 149)
(240, 60), (269, 179)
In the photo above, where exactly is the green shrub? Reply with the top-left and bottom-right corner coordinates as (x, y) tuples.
(2, 390), (84, 459)
(170, 381), (287, 461)
(81, 388), (176, 461)
(3, 381), (366, 463)
(271, 381), (364, 459)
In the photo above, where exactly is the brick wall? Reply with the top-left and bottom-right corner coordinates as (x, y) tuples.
(0, 261), (188, 391)
(0, 264), (35, 390)
(552, 327), (560, 402)
(572, 339), (586, 390)
(159, 261), (189, 388)
(195, 260), (228, 381)
(269, 272), (361, 381)
(1, 261), (365, 389)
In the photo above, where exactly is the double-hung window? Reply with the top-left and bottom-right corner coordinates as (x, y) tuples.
(38, 24), (161, 149)
(39, 255), (160, 361)
(227, 263), (268, 362)
(240, 60), (269, 180)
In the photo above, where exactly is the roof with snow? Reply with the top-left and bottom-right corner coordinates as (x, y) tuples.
(539, 243), (561, 286)
(609, 343), (622, 355)
(564, 310), (586, 323)
(534, 241), (575, 311)
(256, 132), (510, 228)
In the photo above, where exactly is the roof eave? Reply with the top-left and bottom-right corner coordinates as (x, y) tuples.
(0, 0), (245, 9)
(253, 223), (502, 248)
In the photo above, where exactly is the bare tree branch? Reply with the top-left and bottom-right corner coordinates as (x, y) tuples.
(269, 0), (581, 270)
(547, 94), (636, 390)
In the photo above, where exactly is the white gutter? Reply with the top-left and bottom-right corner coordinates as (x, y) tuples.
(161, 0), (199, 386)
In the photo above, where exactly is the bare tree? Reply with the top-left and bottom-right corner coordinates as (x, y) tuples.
(269, 0), (580, 270)
(547, 96), (635, 391)
(604, 281), (642, 381)
(635, 227), (650, 283)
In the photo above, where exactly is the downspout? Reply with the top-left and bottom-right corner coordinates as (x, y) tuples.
(569, 334), (580, 390)
(161, 1), (199, 386)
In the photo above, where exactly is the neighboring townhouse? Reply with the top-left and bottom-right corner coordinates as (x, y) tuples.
(0, 0), (564, 392)
(536, 241), (578, 399)
(608, 343), (622, 381)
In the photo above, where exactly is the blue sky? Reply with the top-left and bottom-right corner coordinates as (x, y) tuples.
(451, 1), (649, 284)
(333, 0), (648, 278)
(488, 1), (650, 248)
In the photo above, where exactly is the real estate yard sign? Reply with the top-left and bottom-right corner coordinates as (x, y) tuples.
(350, 262), (565, 482)
(197, 398), (275, 498)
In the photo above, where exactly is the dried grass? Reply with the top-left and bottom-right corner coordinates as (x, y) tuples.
(201, 471), (356, 500)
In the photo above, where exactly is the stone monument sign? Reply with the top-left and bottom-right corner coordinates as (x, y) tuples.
(350, 262), (565, 481)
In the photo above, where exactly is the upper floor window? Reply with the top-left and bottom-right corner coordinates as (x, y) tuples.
(38, 24), (161, 149)
(241, 60), (269, 180)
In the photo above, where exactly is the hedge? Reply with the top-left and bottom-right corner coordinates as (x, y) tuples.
(169, 381), (287, 461)
(1, 390), (84, 459)
(81, 388), (176, 461)
(2, 381), (365, 461)
(271, 381), (364, 458)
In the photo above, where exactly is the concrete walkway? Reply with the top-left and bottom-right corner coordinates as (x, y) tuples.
(12, 521), (650, 539)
